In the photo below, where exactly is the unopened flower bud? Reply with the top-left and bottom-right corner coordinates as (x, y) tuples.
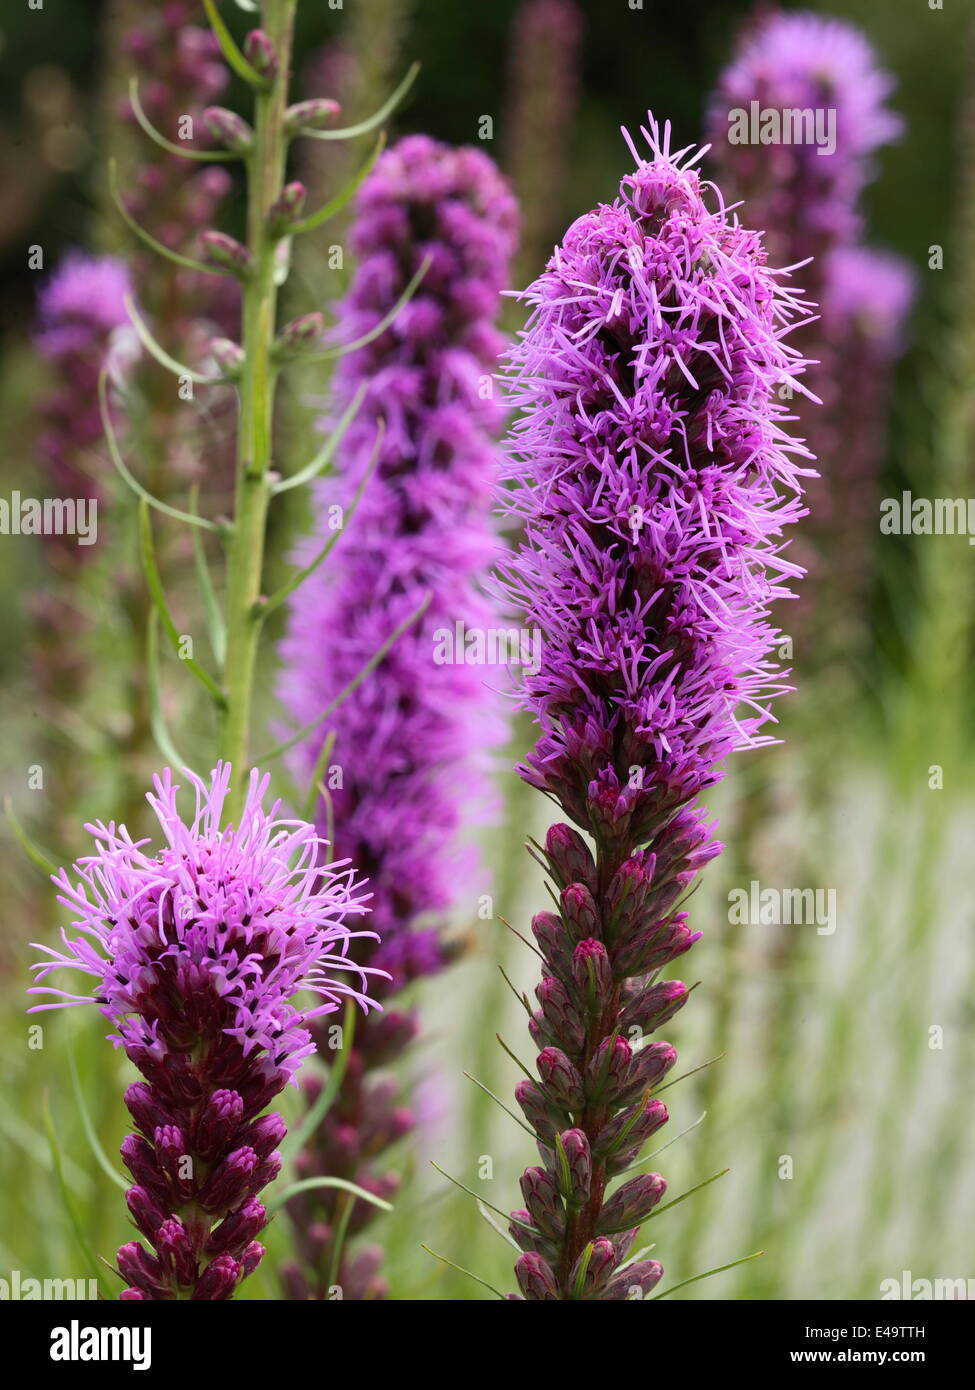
(515, 1078), (562, 1142)
(596, 1173), (667, 1234)
(545, 823), (598, 894)
(519, 1166), (565, 1240)
(239, 1242), (264, 1279)
(619, 979), (689, 1035)
(556, 1128), (591, 1206)
(208, 338), (245, 379)
(194, 1089), (244, 1161)
(124, 1082), (168, 1138)
(156, 1217), (198, 1288)
(560, 882), (601, 942)
(605, 1258), (664, 1300)
(117, 1242), (165, 1299)
(593, 1097), (669, 1167)
(570, 1237), (618, 1296)
(530, 910), (572, 978)
(244, 29), (278, 82)
(536, 1047), (585, 1112)
(572, 937), (613, 1013)
(285, 98), (341, 135)
(203, 106), (253, 154)
(531, 974), (586, 1054)
(274, 311), (325, 358)
(205, 1197), (267, 1258)
(126, 1185), (167, 1243)
(614, 912), (701, 977)
(584, 1035), (631, 1104)
(515, 1252), (560, 1301)
(200, 230), (252, 277)
(268, 180), (307, 234)
(239, 1112), (287, 1161)
(199, 1145), (258, 1213)
(191, 1254), (240, 1301)
(615, 1041), (678, 1105)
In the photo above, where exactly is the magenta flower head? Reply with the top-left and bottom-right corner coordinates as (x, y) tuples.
(35, 253), (132, 361)
(494, 117), (812, 1299)
(707, 9), (902, 275)
(29, 764), (374, 1300)
(277, 134), (517, 1299)
(34, 253), (133, 556)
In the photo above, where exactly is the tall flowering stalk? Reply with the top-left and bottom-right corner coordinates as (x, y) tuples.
(30, 765), (373, 1299)
(707, 8), (902, 295)
(34, 254), (133, 565)
(31, 254), (133, 844)
(493, 120), (812, 1300)
(277, 134), (517, 1299)
(708, 9), (907, 662)
(702, 17), (913, 1288)
(27, 0), (425, 1299)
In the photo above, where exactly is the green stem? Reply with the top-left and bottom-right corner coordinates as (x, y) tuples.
(218, 0), (298, 821)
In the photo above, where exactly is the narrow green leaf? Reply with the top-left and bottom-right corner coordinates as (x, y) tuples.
(289, 134), (386, 234)
(189, 486), (226, 668)
(430, 1161), (534, 1233)
(128, 77), (237, 162)
(299, 63), (419, 142)
(645, 1168), (730, 1221)
(109, 159), (230, 278)
(100, 371), (222, 531)
(126, 294), (223, 385)
(42, 1093), (113, 1299)
(257, 591), (431, 764)
(283, 999), (355, 1160)
(494, 1034), (534, 1082)
(201, 0), (265, 87)
(326, 1192), (356, 1291)
(462, 1072), (535, 1138)
(302, 729), (337, 824)
(4, 798), (58, 876)
(67, 1052), (128, 1193)
(139, 501), (227, 707)
(420, 1244), (505, 1300)
(262, 418), (382, 620)
(572, 1242), (594, 1298)
(270, 382), (368, 496)
(267, 1175), (392, 1217)
(147, 611), (185, 768)
(497, 964), (532, 1015)
(650, 1249), (763, 1300)
(296, 257), (431, 364)
(476, 1201), (521, 1253)
(654, 1052), (725, 1094)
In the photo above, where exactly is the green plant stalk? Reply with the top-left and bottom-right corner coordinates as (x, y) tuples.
(218, 0), (298, 822)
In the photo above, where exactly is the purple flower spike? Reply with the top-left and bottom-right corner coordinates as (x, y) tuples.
(34, 252), (133, 559)
(494, 117), (812, 1298)
(29, 764), (373, 1300)
(277, 135), (517, 1298)
(707, 9), (902, 278)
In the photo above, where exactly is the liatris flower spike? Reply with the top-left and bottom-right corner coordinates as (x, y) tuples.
(494, 117), (814, 1300)
(277, 134), (517, 1300)
(29, 764), (375, 1300)
(708, 8), (902, 282)
(35, 252), (132, 562)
